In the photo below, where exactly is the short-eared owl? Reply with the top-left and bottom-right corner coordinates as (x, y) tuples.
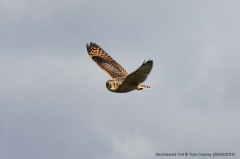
(87, 42), (153, 93)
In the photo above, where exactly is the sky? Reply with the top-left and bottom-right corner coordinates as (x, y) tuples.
(1, 0), (240, 159)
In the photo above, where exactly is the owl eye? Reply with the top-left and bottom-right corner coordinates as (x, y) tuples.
(112, 83), (115, 86)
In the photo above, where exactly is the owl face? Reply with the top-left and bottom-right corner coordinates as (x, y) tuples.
(106, 80), (119, 91)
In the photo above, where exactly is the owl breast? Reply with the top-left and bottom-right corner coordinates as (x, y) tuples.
(115, 84), (138, 93)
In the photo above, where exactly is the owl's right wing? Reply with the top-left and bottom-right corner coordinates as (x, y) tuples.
(121, 60), (153, 85)
(87, 42), (128, 79)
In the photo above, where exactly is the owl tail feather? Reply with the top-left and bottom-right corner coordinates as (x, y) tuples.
(137, 84), (151, 90)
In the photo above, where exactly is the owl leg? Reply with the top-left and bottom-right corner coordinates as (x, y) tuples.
(137, 84), (151, 90)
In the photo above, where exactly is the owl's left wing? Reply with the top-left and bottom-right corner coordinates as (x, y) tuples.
(121, 60), (153, 85)
(87, 42), (128, 79)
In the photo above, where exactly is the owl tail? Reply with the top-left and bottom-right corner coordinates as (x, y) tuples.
(137, 84), (151, 90)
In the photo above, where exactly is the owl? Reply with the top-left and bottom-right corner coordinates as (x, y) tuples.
(87, 42), (153, 93)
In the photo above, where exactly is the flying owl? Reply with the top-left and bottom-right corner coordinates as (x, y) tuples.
(86, 42), (153, 93)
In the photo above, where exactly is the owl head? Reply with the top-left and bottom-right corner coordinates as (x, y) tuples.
(106, 80), (119, 91)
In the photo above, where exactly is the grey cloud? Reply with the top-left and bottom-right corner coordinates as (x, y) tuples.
(1, 0), (240, 159)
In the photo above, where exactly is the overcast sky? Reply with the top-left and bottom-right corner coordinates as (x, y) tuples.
(1, 0), (240, 159)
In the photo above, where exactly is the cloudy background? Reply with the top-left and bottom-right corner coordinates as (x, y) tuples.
(1, 0), (240, 159)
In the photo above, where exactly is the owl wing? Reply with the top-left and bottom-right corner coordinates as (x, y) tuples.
(87, 42), (128, 79)
(120, 60), (153, 85)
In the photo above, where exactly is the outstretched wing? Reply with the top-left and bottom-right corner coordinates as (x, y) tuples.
(87, 42), (128, 79)
(121, 60), (153, 85)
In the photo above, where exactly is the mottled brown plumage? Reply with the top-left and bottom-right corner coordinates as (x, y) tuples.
(86, 42), (128, 79)
(86, 42), (153, 93)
